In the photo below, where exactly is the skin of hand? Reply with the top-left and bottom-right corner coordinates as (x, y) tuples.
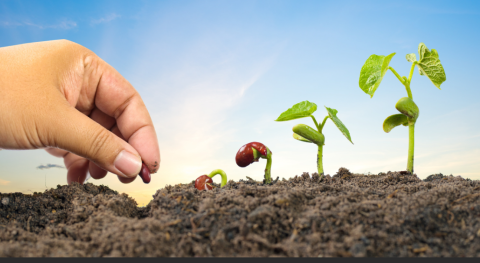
(0, 40), (160, 184)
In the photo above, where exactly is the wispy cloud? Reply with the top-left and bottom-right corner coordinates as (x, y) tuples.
(90, 13), (121, 25)
(0, 21), (22, 27)
(36, 164), (65, 170)
(0, 20), (76, 29)
(0, 179), (10, 186)
(128, 36), (284, 185)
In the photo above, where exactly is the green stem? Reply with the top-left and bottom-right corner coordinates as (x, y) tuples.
(389, 66), (413, 99)
(319, 116), (329, 133)
(263, 148), (272, 184)
(388, 67), (405, 84)
(208, 169), (228, 187)
(310, 115), (320, 130)
(404, 82), (413, 99)
(317, 144), (324, 179)
(407, 62), (416, 83)
(407, 124), (415, 174)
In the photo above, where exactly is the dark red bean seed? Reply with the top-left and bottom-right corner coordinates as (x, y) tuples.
(195, 175), (213, 191)
(139, 162), (151, 184)
(235, 142), (270, 167)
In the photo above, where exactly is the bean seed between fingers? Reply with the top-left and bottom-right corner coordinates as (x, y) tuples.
(139, 162), (151, 184)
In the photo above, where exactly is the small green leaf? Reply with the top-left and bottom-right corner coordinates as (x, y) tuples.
(359, 52), (396, 98)
(406, 53), (417, 62)
(417, 43), (446, 89)
(383, 114), (408, 133)
(395, 97), (419, 122)
(325, 107), (353, 144)
(292, 124), (324, 145)
(293, 132), (313, 143)
(275, 101), (317, 121)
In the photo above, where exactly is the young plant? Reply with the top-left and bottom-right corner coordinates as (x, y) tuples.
(358, 43), (446, 174)
(235, 142), (273, 184)
(195, 169), (227, 191)
(275, 101), (353, 178)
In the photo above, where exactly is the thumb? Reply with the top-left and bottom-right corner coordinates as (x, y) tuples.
(46, 105), (142, 178)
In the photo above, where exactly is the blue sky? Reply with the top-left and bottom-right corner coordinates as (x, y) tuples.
(1, 0), (479, 205)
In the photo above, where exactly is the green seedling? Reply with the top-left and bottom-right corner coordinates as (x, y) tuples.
(359, 42), (446, 174)
(275, 101), (353, 179)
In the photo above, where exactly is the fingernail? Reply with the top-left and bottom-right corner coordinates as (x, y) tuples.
(114, 150), (142, 178)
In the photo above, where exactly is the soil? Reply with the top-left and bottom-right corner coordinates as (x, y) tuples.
(1, 168), (480, 257)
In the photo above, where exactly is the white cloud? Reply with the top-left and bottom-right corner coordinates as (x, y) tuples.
(155, 54), (277, 180)
(0, 20), (76, 29)
(90, 13), (121, 25)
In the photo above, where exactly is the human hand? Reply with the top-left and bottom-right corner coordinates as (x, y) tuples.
(0, 40), (160, 184)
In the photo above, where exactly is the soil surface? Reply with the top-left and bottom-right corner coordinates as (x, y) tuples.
(1, 168), (480, 257)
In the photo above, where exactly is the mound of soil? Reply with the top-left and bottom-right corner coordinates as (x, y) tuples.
(1, 168), (479, 257)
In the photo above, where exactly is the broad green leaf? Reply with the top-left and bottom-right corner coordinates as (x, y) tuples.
(293, 132), (313, 143)
(275, 101), (317, 121)
(395, 97), (419, 122)
(406, 53), (417, 62)
(325, 107), (353, 144)
(359, 52), (396, 98)
(292, 124), (324, 145)
(383, 114), (408, 133)
(417, 43), (446, 89)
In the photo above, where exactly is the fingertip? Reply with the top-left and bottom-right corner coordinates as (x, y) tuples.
(117, 174), (136, 184)
(46, 147), (68, 158)
(66, 159), (89, 185)
(89, 162), (108, 180)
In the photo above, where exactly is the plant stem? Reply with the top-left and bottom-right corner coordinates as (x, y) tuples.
(407, 124), (415, 174)
(404, 81), (413, 99)
(317, 144), (324, 179)
(388, 67), (405, 84)
(407, 62), (416, 83)
(319, 116), (329, 133)
(310, 115), (320, 130)
(390, 66), (413, 99)
(208, 169), (228, 187)
(263, 149), (273, 184)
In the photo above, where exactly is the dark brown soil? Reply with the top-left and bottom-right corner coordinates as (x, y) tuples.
(1, 168), (480, 257)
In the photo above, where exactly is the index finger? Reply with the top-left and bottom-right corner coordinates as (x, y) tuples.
(84, 55), (160, 173)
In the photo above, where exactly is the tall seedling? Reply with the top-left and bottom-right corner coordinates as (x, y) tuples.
(359, 43), (446, 174)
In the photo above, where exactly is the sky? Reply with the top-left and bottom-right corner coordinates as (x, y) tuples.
(1, 0), (479, 206)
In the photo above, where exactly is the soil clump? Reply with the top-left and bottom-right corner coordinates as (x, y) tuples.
(1, 168), (479, 257)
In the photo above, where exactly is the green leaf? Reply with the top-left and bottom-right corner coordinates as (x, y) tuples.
(417, 43), (446, 89)
(359, 52), (396, 98)
(395, 97), (419, 122)
(275, 101), (317, 121)
(383, 114), (408, 133)
(292, 124), (324, 145)
(406, 53), (417, 62)
(293, 132), (313, 143)
(325, 107), (353, 144)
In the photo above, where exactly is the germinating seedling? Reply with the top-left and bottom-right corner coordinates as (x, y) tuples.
(275, 101), (353, 179)
(235, 142), (273, 184)
(195, 169), (228, 191)
(358, 42), (446, 174)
